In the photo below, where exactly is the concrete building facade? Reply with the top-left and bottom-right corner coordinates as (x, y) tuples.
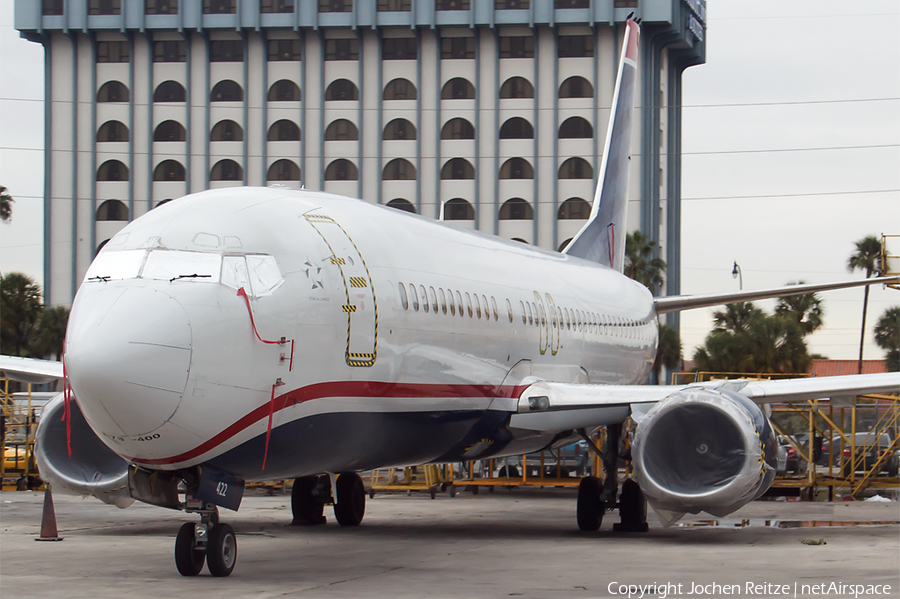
(15, 0), (705, 310)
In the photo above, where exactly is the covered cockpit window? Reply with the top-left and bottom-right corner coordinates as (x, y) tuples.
(246, 255), (284, 296)
(221, 254), (283, 297)
(83, 250), (147, 282)
(142, 251), (222, 282)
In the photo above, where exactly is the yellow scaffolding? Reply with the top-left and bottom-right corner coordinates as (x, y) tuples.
(1, 379), (43, 491)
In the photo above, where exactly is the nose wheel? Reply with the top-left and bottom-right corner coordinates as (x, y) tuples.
(174, 502), (238, 577)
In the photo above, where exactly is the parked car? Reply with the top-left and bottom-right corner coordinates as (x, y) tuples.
(820, 432), (898, 477)
(777, 435), (809, 475)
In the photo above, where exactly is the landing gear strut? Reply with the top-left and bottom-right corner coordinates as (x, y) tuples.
(174, 502), (237, 577)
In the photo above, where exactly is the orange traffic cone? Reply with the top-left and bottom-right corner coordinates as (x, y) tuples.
(35, 485), (63, 542)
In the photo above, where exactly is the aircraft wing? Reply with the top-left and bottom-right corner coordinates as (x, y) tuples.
(0, 355), (64, 384)
(654, 275), (900, 314)
(509, 373), (900, 432)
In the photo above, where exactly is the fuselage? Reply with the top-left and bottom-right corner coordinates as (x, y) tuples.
(65, 187), (657, 481)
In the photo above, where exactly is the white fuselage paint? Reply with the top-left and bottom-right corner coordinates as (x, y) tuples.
(65, 187), (657, 479)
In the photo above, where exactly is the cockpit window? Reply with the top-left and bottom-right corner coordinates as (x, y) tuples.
(246, 255), (284, 296)
(83, 249), (284, 297)
(84, 249), (147, 282)
(142, 250), (222, 282)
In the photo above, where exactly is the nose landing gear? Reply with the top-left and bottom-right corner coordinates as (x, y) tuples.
(174, 502), (237, 577)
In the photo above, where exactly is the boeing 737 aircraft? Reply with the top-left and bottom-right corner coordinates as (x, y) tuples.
(2, 20), (897, 578)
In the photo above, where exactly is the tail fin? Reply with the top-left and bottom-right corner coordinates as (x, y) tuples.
(563, 20), (640, 271)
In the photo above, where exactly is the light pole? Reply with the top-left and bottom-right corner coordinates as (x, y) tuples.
(732, 261), (742, 290)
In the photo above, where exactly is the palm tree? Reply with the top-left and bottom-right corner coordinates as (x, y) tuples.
(0, 185), (13, 222)
(652, 323), (682, 384)
(0, 273), (43, 357)
(624, 230), (666, 296)
(774, 281), (824, 336)
(30, 306), (70, 360)
(847, 236), (883, 373)
(713, 301), (762, 335)
(874, 306), (899, 372)
(693, 312), (810, 374)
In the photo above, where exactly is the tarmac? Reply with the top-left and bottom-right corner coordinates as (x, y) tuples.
(1, 486), (899, 599)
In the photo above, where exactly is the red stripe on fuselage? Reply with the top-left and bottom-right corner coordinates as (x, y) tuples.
(127, 381), (529, 466)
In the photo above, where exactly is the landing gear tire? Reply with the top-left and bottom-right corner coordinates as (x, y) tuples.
(206, 523), (237, 577)
(613, 479), (649, 533)
(334, 472), (366, 527)
(577, 476), (603, 531)
(292, 475), (328, 526)
(174, 523), (205, 576)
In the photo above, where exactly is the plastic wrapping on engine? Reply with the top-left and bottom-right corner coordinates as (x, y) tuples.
(632, 386), (777, 526)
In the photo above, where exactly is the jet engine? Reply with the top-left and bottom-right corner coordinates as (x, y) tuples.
(631, 386), (776, 525)
(34, 393), (134, 508)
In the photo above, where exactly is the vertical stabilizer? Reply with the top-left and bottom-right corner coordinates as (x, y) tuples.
(563, 20), (640, 271)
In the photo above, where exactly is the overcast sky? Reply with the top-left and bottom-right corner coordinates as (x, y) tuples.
(1, 0), (898, 363)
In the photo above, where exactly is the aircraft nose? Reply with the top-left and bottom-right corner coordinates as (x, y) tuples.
(66, 285), (192, 438)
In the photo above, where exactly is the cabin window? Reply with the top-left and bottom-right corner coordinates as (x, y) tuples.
(419, 285), (429, 313)
(399, 282), (409, 310)
(455, 291), (464, 317)
(448, 289), (456, 316)
(506, 299), (513, 323)
(439, 288), (447, 314)
(473, 294), (482, 319)
(538, 303), (546, 327)
(465, 293), (474, 318)
(491, 297), (499, 321)
(429, 287), (438, 313)
(526, 302), (533, 326)
(409, 284), (419, 311)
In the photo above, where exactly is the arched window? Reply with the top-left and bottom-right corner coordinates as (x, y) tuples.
(441, 77), (475, 100)
(325, 79), (359, 101)
(324, 159), (358, 181)
(441, 118), (475, 140)
(97, 160), (129, 181)
(558, 197), (591, 219)
(559, 157), (592, 179)
(511, 237), (528, 244)
(267, 120), (300, 141)
(267, 79), (300, 101)
(383, 78), (417, 100)
(210, 80), (243, 102)
(210, 159), (243, 181)
(383, 158), (416, 181)
(155, 198), (173, 208)
(324, 119), (359, 141)
(499, 157), (533, 179)
(499, 198), (533, 220)
(97, 239), (110, 254)
(154, 80), (185, 102)
(443, 198), (474, 221)
(559, 76), (593, 98)
(98, 81), (129, 103)
(153, 120), (186, 142)
(383, 119), (416, 140)
(386, 198), (415, 213)
(441, 158), (475, 180)
(154, 160), (185, 181)
(96, 120), (129, 142)
(499, 76), (534, 99)
(96, 199), (129, 221)
(210, 120), (244, 142)
(499, 117), (533, 139)
(558, 238), (573, 252)
(267, 159), (300, 181)
(559, 116), (593, 138)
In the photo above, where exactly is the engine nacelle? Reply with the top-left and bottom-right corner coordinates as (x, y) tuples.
(34, 394), (134, 508)
(632, 387), (776, 525)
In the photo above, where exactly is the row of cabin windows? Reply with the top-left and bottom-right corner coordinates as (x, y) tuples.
(396, 280), (652, 342)
(91, 35), (593, 65)
(108, 117), (591, 143)
(96, 76), (592, 106)
(96, 156), (594, 183)
(43, 0), (590, 16)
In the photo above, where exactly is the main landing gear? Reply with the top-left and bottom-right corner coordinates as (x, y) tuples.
(291, 472), (366, 527)
(576, 424), (649, 533)
(174, 502), (238, 577)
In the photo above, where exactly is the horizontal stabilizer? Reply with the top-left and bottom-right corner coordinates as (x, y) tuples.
(654, 275), (900, 314)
